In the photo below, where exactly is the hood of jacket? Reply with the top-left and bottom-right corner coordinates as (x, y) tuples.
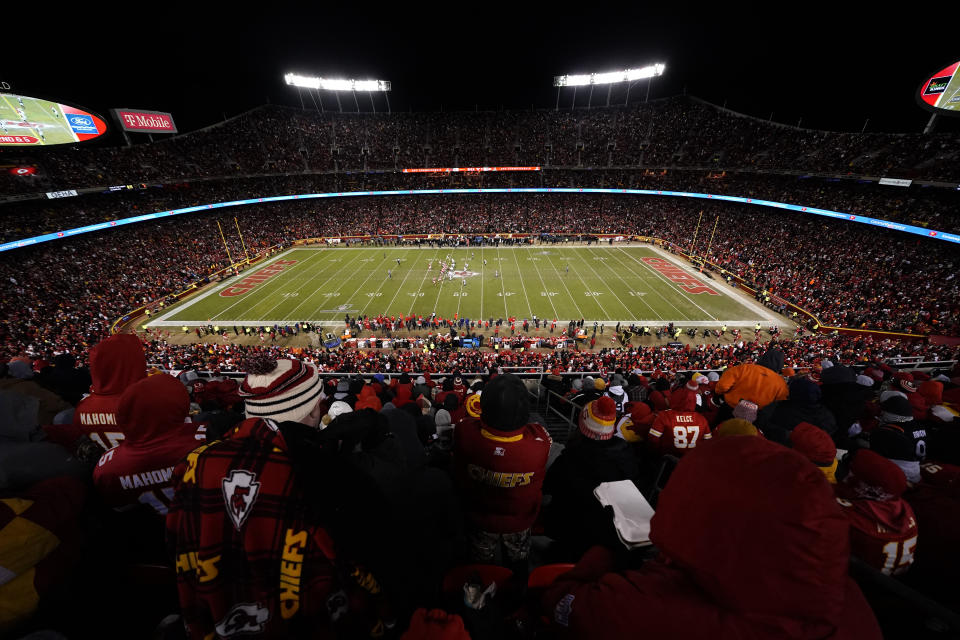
(117, 373), (189, 444)
(89, 334), (147, 396)
(651, 435), (850, 630)
(756, 347), (785, 373)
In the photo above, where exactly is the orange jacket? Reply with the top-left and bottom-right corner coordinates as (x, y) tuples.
(715, 362), (788, 410)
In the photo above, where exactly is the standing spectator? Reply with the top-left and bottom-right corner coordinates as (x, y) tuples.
(167, 355), (389, 638)
(755, 377), (837, 445)
(453, 374), (551, 574)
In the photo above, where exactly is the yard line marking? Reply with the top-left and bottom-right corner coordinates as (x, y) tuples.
(526, 251), (560, 321)
(278, 250), (367, 319)
(258, 249), (369, 320)
(211, 249), (325, 321)
(616, 247), (717, 321)
(327, 249), (403, 319)
(406, 248), (444, 316)
(510, 245), (534, 318)
(495, 244), (509, 318)
(564, 250), (612, 321)
(600, 248), (666, 321)
(480, 245), (484, 321)
(147, 317), (765, 328)
(573, 247), (634, 320)
(545, 252), (585, 321)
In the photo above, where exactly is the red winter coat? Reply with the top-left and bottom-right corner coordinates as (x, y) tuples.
(453, 418), (551, 533)
(544, 436), (881, 639)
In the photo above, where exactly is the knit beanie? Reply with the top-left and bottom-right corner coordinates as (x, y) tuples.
(465, 393), (482, 418)
(879, 394), (913, 424)
(321, 401), (353, 429)
(707, 371), (720, 383)
(435, 409), (452, 428)
(855, 375), (875, 388)
(893, 371), (917, 393)
(714, 419), (760, 437)
(239, 356), (325, 424)
(594, 378), (606, 391)
(479, 374), (529, 431)
(686, 374), (708, 391)
(790, 422), (838, 482)
(918, 381), (943, 405)
(732, 399), (759, 424)
(578, 396), (617, 440)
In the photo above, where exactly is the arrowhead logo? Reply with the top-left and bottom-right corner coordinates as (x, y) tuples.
(222, 469), (260, 530)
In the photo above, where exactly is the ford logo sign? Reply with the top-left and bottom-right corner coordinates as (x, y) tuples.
(70, 116), (89, 125)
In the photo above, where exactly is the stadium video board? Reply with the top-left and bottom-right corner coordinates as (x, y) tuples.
(917, 60), (960, 116)
(0, 93), (107, 146)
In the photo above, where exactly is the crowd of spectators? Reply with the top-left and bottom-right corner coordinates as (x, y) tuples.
(3, 96), (959, 200)
(3, 334), (959, 638)
(0, 193), (957, 375)
(3, 167), (959, 244)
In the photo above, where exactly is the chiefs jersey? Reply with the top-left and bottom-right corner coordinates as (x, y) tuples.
(93, 420), (207, 516)
(836, 495), (918, 576)
(648, 410), (712, 457)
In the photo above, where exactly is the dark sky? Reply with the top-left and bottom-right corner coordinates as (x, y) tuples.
(4, 8), (958, 137)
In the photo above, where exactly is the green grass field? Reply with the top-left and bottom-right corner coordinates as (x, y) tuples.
(148, 245), (785, 328)
(0, 94), (76, 145)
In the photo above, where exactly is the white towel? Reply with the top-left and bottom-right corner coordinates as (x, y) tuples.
(594, 480), (655, 549)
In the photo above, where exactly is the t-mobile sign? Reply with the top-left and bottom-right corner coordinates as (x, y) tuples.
(112, 108), (178, 134)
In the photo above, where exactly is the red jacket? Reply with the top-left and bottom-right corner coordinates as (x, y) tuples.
(93, 374), (206, 515)
(453, 418), (551, 533)
(544, 436), (881, 639)
(57, 334), (147, 452)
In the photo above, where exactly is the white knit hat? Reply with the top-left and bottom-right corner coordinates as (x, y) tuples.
(240, 356), (325, 424)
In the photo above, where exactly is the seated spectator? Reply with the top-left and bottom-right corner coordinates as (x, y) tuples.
(714, 346), (789, 414)
(453, 374), (551, 574)
(543, 397), (640, 556)
(756, 377), (837, 444)
(0, 361), (72, 426)
(92, 373), (206, 516)
(542, 435), (881, 639)
(0, 390), (89, 490)
(835, 449), (918, 576)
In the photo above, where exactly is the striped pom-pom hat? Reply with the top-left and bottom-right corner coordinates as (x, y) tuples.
(579, 396), (617, 440)
(239, 355), (325, 424)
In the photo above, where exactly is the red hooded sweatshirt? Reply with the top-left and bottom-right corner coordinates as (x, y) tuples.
(544, 436), (881, 640)
(68, 334), (147, 451)
(93, 373), (205, 515)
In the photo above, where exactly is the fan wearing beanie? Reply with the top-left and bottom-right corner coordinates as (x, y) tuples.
(166, 355), (363, 639)
(790, 422), (838, 484)
(835, 449), (918, 576)
(543, 396), (641, 555)
(453, 373), (551, 572)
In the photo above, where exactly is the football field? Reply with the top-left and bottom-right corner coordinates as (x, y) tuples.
(147, 244), (785, 328)
(0, 94), (76, 145)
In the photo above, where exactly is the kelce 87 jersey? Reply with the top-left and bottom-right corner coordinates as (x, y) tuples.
(648, 410), (711, 456)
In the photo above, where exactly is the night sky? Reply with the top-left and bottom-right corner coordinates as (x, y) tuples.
(4, 8), (958, 137)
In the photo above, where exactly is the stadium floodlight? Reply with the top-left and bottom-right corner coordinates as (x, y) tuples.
(553, 63), (666, 87)
(284, 73), (391, 92)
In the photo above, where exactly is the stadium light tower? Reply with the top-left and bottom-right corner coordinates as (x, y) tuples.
(553, 63), (666, 110)
(284, 73), (392, 114)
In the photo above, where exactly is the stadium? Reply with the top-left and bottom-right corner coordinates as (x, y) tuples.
(1, 13), (959, 640)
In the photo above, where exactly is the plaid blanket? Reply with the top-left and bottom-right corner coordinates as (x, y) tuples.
(167, 418), (385, 639)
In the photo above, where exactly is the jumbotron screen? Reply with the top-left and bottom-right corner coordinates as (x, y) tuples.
(918, 60), (960, 115)
(0, 93), (108, 146)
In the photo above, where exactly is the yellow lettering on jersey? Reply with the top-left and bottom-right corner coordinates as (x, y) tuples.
(197, 555), (220, 583)
(280, 529), (307, 619)
(181, 442), (215, 484)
